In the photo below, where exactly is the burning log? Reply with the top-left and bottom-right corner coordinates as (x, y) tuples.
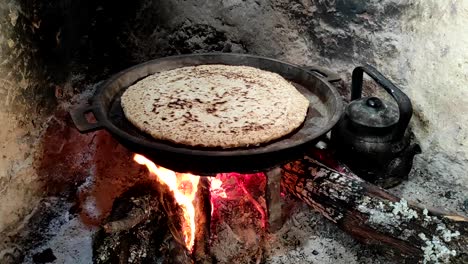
(282, 156), (468, 263)
(133, 154), (212, 262)
(93, 180), (197, 264)
(265, 167), (283, 232)
(208, 173), (267, 263)
(193, 177), (213, 264)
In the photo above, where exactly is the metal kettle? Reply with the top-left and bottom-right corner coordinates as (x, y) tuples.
(331, 65), (421, 188)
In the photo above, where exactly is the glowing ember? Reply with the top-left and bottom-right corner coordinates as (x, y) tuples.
(209, 173), (267, 229)
(209, 178), (226, 196)
(134, 154), (200, 251)
(208, 177), (227, 216)
(235, 175), (267, 228)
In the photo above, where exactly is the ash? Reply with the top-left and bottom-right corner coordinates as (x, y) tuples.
(210, 195), (393, 264)
(0, 197), (96, 264)
(208, 173), (392, 264)
(263, 198), (392, 264)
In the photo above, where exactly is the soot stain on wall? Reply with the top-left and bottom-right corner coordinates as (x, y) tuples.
(306, 0), (409, 62)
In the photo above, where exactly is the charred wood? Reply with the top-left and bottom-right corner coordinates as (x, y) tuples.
(102, 196), (154, 233)
(282, 156), (468, 263)
(161, 234), (192, 264)
(93, 184), (167, 264)
(265, 167), (283, 232)
(193, 178), (213, 263)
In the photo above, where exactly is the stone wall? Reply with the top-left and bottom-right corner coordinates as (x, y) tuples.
(0, 0), (44, 231)
(401, 1), (468, 188)
(0, 0), (467, 232)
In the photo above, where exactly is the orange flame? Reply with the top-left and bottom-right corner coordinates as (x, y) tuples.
(134, 154), (199, 251)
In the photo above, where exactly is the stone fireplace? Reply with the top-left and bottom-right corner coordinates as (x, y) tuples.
(0, 1), (467, 263)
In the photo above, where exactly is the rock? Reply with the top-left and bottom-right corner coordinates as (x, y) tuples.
(32, 248), (56, 264)
(463, 199), (468, 212)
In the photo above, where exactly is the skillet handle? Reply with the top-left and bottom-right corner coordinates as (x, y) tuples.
(302, 65), (341, 83)
(69, 104), (104, 133)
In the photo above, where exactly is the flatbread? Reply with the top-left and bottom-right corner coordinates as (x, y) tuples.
(121, 64), (309, 148)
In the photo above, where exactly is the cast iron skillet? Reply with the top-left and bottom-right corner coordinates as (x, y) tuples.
(70, 53), (343, 175)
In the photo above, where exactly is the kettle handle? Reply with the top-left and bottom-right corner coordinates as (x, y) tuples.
(351, 65), (412, 140)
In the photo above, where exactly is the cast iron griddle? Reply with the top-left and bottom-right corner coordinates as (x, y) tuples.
(70, 53), (343, 175)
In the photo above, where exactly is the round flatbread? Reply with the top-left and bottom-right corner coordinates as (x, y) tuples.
(121, 64), (309, 148)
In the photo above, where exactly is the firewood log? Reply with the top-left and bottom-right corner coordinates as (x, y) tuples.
(93, 184), (168, 264)
(193, 178), (213, 264)
(102, 196), (154, 233)
(281, 156), (468, 264)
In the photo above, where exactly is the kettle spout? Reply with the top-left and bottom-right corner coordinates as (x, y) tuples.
(378, 143), (421, 188)
(396, 143), (422, 175)
(408, 143), (422, 156)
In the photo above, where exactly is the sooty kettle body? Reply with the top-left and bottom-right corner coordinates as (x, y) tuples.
(331, 65), (421, 188)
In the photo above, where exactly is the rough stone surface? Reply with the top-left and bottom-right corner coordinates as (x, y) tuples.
(0, 0), (467, 263)
(0, 0), (125, 232)
(0, 0), (44, 232)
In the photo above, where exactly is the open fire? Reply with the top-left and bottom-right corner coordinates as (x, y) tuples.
(134, 154), (201, 251)
(133, 154), (269, 253)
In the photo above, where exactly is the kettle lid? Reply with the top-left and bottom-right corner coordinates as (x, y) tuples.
(346, 97), (399, 128)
